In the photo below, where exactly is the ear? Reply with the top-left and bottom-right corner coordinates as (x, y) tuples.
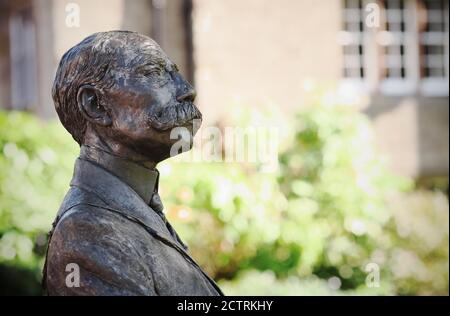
(77, 85), (112, 126)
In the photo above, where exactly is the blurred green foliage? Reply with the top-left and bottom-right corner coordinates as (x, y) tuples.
(0, 105), (448, 295)
(276, 104), (448, 295)
(0, 111), (78, 295)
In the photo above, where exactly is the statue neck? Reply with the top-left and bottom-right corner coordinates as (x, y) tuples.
(79, 144), (159, 205)
(82, 125), (158, 169)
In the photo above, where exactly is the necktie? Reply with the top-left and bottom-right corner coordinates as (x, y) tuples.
(149, 191), (189, 251)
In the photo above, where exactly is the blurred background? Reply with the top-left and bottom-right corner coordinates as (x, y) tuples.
(0, 0), (448, 295)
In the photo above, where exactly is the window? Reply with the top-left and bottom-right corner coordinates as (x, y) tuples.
(381, 0), (407, 79)
(9, 7), (38, 110)
(341, 0), (366, 80)
(419, 0), (449, 95)
(340, 0), (449, 96)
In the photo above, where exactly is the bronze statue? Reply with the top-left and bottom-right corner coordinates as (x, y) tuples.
(43, 31), (223, 296)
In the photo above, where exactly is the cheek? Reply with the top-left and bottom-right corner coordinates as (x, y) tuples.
(106, 89), (152, 132)
(112, 75), (155, 108)
(112, 105), (150, 137)
(153, 85), (176, 107)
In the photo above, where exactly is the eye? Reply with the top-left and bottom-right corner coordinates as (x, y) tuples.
(137, 65), (161, 78)
(142, 69), (159, 78)
(158, 73), (172, 86)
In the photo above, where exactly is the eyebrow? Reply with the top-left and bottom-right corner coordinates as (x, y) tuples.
(128, 50), (166, 67)
(136, 61), (180, 76)
(135, 61), (165, 74)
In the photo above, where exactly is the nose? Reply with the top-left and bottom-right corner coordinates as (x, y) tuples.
(177, 87), (196, 103)
(171, 71), (196, 102)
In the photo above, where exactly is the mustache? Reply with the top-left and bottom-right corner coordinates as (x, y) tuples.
(147, 102), (202, 131)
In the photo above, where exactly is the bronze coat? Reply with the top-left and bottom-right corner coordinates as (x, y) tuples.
(43, 158), (223, 296)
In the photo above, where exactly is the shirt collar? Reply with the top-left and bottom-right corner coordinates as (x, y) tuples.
(79, 145), (159, 205)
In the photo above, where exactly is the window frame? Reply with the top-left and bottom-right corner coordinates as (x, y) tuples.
(339, 0), (449, 97)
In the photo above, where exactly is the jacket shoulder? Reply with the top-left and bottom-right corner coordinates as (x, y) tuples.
(46, 196), (156, 295)
(56, 186), (106, 217)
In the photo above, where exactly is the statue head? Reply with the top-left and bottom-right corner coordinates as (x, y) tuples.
(52, 31), (201, 164)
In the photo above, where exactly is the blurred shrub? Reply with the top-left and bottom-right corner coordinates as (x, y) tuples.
(219, 270), (393, 296)
(0, 111), (78, 295)
(388, 190), (448, 295)
(277, 103), (408, 286)
(275, 103), (447, 295)
(160, 160), (285, 279)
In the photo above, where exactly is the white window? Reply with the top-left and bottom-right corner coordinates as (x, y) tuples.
(342, 0), (366, 79)
(340, 0), (449, 97)
(419, 0), (449, 95)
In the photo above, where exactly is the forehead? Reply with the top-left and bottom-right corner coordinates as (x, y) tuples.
(116, 36), (172, 70)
